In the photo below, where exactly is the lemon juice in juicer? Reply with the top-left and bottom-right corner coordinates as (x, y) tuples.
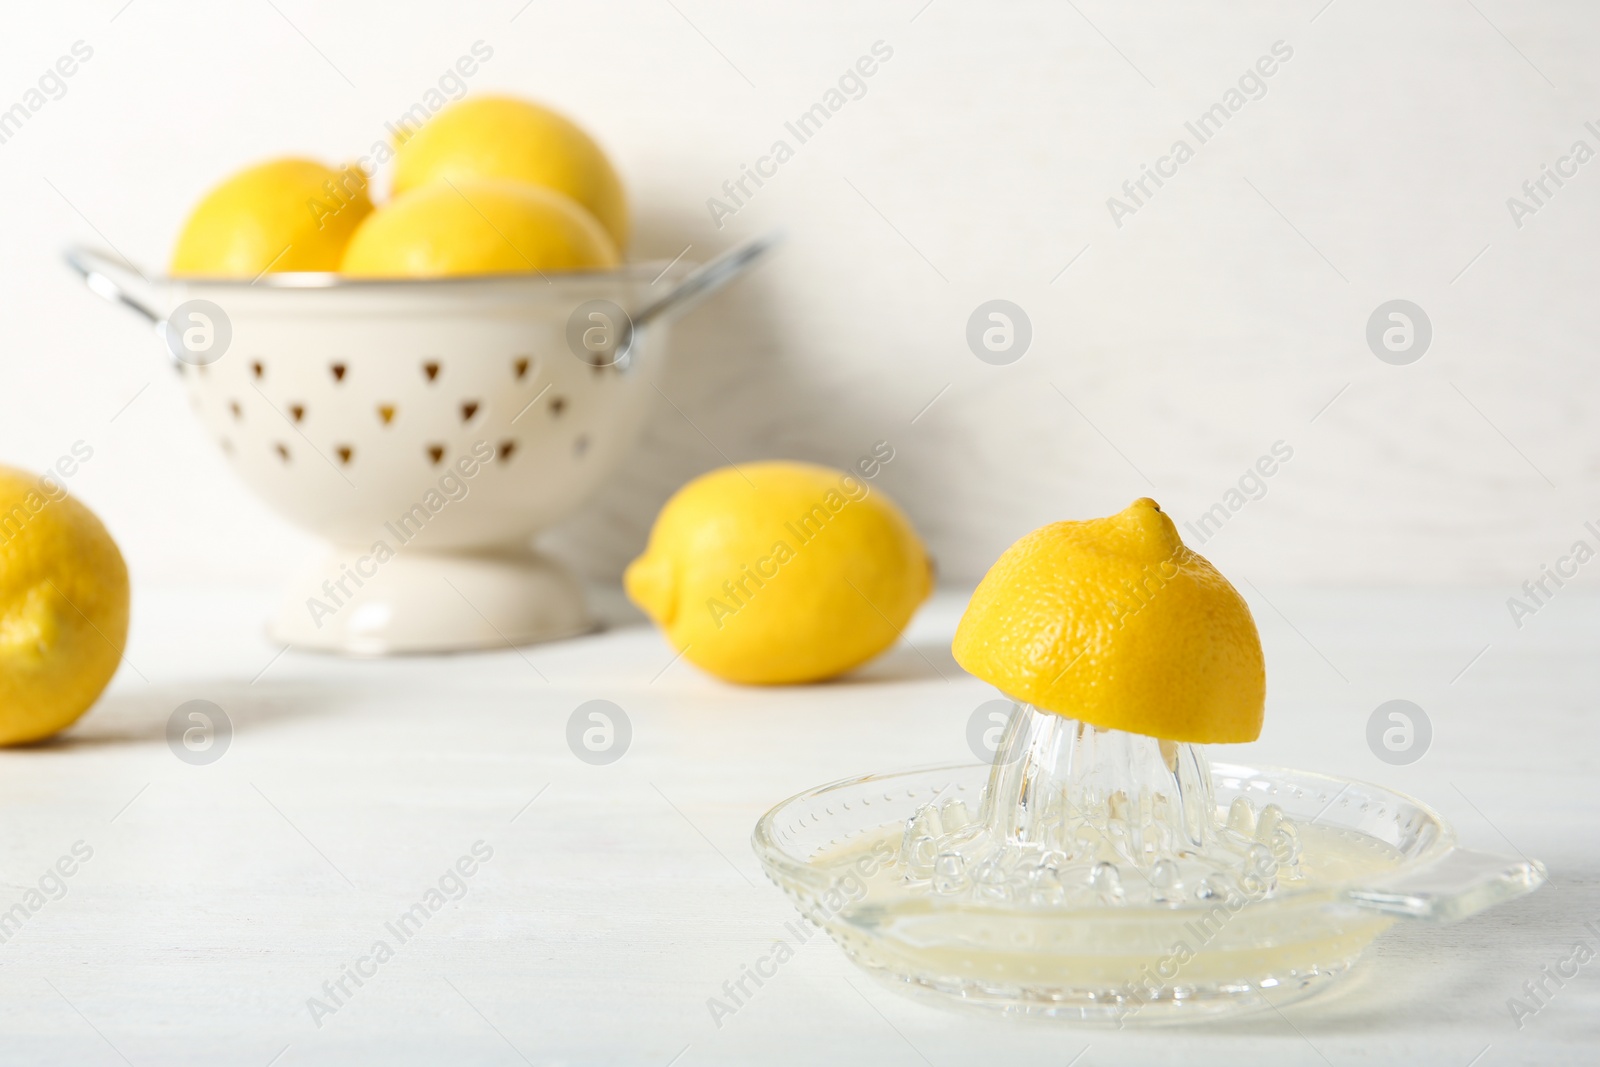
(754, 499), (1545, 1022)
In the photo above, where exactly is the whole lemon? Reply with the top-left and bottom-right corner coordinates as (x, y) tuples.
(0, 466), (129, 745)
(391, 95), (629, 249)
(625, 461), (932, 685)
(171, 157), (372, 277)
(952, 498), (1264, 744)
(340, 179), (618, 278)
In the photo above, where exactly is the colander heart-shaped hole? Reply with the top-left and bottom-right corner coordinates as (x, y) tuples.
(426, 444), (445, 465)
(550, 397), (567, 416)
(460, 401), (479, 423)
(290, 404), (305, 423)
(497, 440), (516, 462)
(513, 357), (530, 380)
(423, 361), (440, 382)
(274, 442), (290, 462)
(377, 404), (396, 425)
(336, 445), (353, 465)
(251, 361), (264, 380)
(229, 400), (242, 420)
(331, 363), (347, 382)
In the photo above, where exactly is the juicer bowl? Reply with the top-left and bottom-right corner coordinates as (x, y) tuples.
(69, 241), (774, 653)
(753, 762), (1544, 1024)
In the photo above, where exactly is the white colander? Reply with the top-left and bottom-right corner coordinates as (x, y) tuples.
(68, 239), (775, 654)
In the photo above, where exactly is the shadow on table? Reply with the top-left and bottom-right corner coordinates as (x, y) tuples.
(844, 640), (963, 685)
(1188, 873), (1597, 1038)
(30, 678), (365, 750)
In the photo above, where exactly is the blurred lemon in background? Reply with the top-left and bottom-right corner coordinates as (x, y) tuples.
(170, 158), (371, 277)
(0, 466), (129, 745)
(952, 498), (1265, 744)
(340, 178), (618, 277)
(625, 462), (932, 685)
(392, 95), (629, 249)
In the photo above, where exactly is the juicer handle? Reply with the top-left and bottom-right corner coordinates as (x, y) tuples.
(630, 232), (781, 331)
(1343, 848), (1546, 923)
(64, 245), (163, 327)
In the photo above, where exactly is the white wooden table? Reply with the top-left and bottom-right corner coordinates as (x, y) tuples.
(1, 585), (1593, 1065)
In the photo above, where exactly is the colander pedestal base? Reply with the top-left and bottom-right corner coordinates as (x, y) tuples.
(267, 545), (592, 655)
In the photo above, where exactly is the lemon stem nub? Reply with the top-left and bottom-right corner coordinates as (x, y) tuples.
(623, 553), (676, 628)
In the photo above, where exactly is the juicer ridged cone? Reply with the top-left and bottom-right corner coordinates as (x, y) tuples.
(899, 703), (1299, 909)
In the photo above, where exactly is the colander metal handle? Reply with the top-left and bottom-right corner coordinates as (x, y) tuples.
(630, 232), (781, 331)
(64, 234), (779, 347)
(64, 245), (163, 326)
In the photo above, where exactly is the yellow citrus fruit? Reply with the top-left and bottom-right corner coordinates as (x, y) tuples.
(340, 179), (617, 278)
(171, 157), (372, 277)
(392, 95), (629, 249)
(625, 461), (932, 685)
(0, 466), (129, 745)
(952, 498), (1264, 744)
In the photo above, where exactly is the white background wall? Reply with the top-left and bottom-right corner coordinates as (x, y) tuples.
(4, 1), (1596, 591)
